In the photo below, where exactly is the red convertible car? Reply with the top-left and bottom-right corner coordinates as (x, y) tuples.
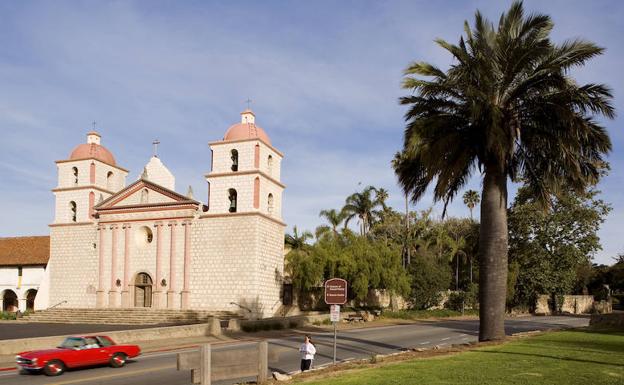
(16, 335), (141, 376)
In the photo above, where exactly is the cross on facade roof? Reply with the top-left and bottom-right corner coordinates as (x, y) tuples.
(245, 98), (252, 110)
(152, 139), (160, 157)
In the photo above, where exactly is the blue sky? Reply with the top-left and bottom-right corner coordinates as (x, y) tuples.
(0, 1), (622, 264)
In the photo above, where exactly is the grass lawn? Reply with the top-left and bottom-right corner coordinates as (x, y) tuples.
(295, 329), (624, 385)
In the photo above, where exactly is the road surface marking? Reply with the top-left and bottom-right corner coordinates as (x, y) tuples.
(419, 341), (430, 345)
(441, 337), (451, 341)
(48, 364), (176, 385)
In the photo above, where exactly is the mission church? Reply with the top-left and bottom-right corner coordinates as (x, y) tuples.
(35, 109), (286, 318)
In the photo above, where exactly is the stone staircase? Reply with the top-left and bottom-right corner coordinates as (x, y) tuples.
(21, 308), (242, 325)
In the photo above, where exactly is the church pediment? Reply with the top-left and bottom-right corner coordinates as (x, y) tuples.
(95, 179), (198, 211)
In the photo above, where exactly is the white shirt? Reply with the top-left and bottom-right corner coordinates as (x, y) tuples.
(299, 342), (316, 360)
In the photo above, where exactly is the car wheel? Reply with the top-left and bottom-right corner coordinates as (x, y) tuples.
(110, 353), (127, 368)
(43, 360), (65, 376)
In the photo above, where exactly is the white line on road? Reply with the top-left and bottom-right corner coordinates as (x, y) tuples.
(440, 337), (451, 341)
(419, 341), (430, 345)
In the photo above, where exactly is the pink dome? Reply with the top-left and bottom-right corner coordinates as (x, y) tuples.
(223, 123), (271, 144)
(70, 143), (116, 165)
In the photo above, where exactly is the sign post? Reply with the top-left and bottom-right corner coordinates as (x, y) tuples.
(324, 278), (347, 365)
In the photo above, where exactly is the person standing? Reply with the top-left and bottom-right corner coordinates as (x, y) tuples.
(299, 335), (316, 372)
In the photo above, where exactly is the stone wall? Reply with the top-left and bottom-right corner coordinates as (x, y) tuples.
(47, 224), (99, 308)
(590, 313), (624, 329)
(189, 215), (284, 318)
(535, 294), (596, 315)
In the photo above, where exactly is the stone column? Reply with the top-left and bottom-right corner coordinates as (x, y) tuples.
(108, 224), (119, 307)
(121, 223), (132, 307)
(181, 220), (192, 309)
(96, 224), (107, 308)
(167, 221), (177, 309)
(153, 222), (164, 308)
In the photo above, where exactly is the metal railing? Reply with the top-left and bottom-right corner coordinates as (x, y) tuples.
(48, 300), (68, 310)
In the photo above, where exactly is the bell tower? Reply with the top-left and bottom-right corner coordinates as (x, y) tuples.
(53, 131), (128, 224)
(205, 110), (284, 219)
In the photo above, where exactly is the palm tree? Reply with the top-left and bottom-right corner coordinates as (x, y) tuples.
(318, 208), (348, 236)
(375, 188), (389, 210)
(462, 190), (480, 220)
(343, 186), (382, 235)
(284, 226), (313, 250)
(395, 1), (613, 341)
(393, 152), (412, 267)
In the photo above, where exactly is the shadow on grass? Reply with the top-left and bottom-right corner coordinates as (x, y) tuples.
(480, 349), (624, 368)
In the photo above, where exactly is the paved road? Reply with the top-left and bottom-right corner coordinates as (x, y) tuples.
(0, 323), (171, 341)
(0, 316), (588, 385)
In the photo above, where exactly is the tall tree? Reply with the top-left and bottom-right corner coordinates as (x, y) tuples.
(463, 190), (480, 220)
(393, 151), (412, 267)
(508, 187), (610, 311)
(343, 186), (383, 235)
(318, 208), (348, 237)
(395, 1), (613, 340)
(284, 226), (313, 250)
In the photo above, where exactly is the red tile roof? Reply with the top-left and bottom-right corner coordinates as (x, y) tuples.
(0, 236), (49, 266)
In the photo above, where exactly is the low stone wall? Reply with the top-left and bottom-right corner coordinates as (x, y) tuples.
(590, 313), (624, 329)
(1, 320), (220, 356)
(239, 312), (328, 331)
(535, 295), (595, 315)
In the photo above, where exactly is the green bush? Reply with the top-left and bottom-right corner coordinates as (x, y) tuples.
(241, 321), (284, 332)
(408, 255), (451, 309)
(381, 309), (477, 320)
(446, 292), (465, 311)
(0, 312), (17, 320)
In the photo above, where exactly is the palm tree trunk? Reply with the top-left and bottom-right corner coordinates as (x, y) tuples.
(405, 193), (411, 267)
(478, 168), (508, 342)
(456, 256), (459, 291)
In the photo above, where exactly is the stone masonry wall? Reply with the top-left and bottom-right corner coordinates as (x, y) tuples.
(48, 224), (99, 308)
(189, 215), (284, 318)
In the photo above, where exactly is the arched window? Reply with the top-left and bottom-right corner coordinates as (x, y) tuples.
(253, 177), (260, 209)
(230, 149), (239, 172)
(89, 192), (95, 219)
(72, 167), (79, 185)
(69, 201), (77, 222)
(140, 189), (149, 204)
(268, 193), (274, 214)
(254, 144), (260, 168)
(89, 162), (95, 184)
(228, 189), (237, 213)
(267, 155), (273, 175)
(106, 171), (114, 190)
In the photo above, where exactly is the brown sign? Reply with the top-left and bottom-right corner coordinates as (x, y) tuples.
(324, 278), (348, 305)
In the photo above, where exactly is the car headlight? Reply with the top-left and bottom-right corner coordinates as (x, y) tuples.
(31, 358), (38, 364)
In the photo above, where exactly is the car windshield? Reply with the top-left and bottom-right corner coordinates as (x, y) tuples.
(58, 337), (86, 349)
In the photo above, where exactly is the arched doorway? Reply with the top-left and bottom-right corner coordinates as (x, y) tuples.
(25, 289), (37, 311)
(2, 290), (18, 312)
(134, 273), (153, 308)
